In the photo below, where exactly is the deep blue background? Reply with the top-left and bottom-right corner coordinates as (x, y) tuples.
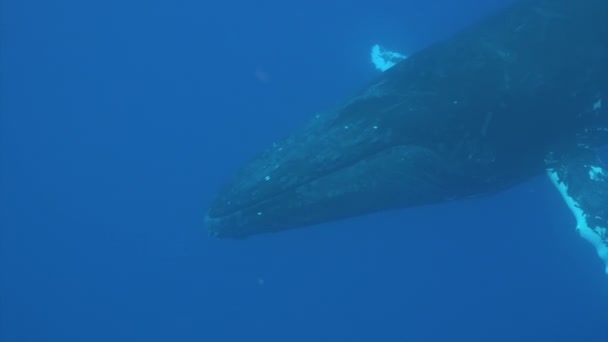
(2, 0), (608, 341)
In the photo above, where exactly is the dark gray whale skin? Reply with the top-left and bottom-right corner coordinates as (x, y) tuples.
(206, 0), (608, 239)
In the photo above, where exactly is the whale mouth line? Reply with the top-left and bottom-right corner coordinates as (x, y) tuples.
(204, 143), (455, 239)
(205, 145), (404, 237)
(208, 145), (396, 218)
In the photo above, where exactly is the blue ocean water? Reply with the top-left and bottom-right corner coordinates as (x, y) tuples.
(2, 0), (607, 341)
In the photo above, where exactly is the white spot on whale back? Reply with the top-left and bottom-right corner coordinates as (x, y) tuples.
(588, 166), (605, 181)
(371, 44), (407, 72)
(547, 170), (608, 274)
(593, 98), (602, 111)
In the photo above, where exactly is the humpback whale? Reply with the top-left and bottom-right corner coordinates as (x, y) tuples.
(205, 0), (608, 272)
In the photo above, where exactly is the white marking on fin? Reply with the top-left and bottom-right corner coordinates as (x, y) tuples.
(547, 170), (608, 274)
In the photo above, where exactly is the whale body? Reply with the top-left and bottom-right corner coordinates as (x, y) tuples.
(205, 0), (608, 270)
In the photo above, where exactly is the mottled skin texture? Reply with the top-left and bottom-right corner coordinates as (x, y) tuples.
(206, 0), (608, 239)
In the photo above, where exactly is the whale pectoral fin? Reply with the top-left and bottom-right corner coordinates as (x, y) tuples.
(546, 149), (608, 274)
